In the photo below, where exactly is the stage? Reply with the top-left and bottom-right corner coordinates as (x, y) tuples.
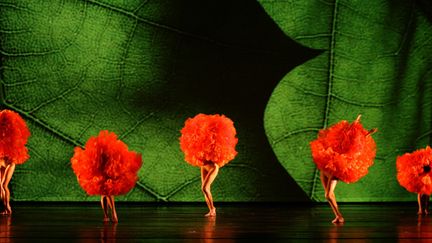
(0, 203), (429, 241)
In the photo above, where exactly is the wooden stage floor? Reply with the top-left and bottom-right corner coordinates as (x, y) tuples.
(0, 203), (430, 241)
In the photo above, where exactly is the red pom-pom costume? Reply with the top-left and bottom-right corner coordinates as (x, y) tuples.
(396, 146), (432, 195)
(71, 130), (142, 222)
(180, 114), (238, 167)
(310, 115), (377, 224)
(310, 117), (377, 183)
(179, 113), (238, 216)
(0, 110), (30, 165)
(396, 146), (432, 215)
(71, 130), (142, 196)
(0, 109), (30, 215)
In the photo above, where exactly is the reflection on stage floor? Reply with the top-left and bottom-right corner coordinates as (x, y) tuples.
(0, 203), (429, 241)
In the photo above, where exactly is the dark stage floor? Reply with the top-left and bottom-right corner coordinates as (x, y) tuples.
(0, 203), (430, 241)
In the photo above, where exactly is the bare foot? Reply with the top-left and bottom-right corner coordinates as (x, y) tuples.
(332, 216), (344, 224)
(103, 216), (110, 223)
(1, 205), (12, 215)
(0, 209), (10, 215)
(111, 215), (118, 223)
(418, 209), (429, 215)
(205, 209), (216, 217)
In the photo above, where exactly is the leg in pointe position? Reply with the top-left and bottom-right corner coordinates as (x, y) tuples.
(320, 171), (344, 224)
(201, 163), (219, 217)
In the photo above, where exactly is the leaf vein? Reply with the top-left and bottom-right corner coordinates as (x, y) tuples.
(273, 127), (321, 145)
(0, 49), (60, 57)
(164, 176), (201, 200)
(81, 0), (291, 55)
(28, 82), (81, 114)
(76, 114), (96, 142)
(1, 79), (38, 87)
(311, 0), (340, 200)
(133, 0), (149, 14)
(3, 103), (82, 147)
(0, 2), (32, 12)
(117, 19), (138, 118)
(295, 33), (332, 41)
(0, 29), (29, 34)
(119, 112), (154, 140)
(135, 180), (167, 202)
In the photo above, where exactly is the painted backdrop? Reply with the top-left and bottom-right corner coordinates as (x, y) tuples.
(0, 0), (431, 202)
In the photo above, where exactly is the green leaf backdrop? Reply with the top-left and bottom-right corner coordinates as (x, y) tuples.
(259, 0), (432, 201)
(0, 0), (316, 201)
(1, 0), (431, 202)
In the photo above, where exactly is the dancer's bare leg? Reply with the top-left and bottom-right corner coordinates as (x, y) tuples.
(0, 168), (4, 201)
(201, 167), (211, 210)
(201, 163), (219, 217)
(418, 194), (430, 215)
(107, 195), (118, 223)
(1, 164), (15, 215)
(327, 179), (344, 223)
(101, 196), (110, 222)
(0, 159), (5, 202)
(418, 193), (423, 215)
(320, 171), (344, 223)
(0, 167), (4, 213)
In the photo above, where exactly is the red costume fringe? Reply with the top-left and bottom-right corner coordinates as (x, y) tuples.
(0, 110), (30, 164)
(310, 118), (376, 183)
(71, 130), (142, 196)
(180, 114), (238, 167)
(397, 146), (432, 195)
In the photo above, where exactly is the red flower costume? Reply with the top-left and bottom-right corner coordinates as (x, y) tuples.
(71, 130), (142, 196)
(396, 146), (432, 195)
(180, 114), (238, 167)
(0, 110), (30, 164)
(310, 118), (377, 183)
(180, 113), (238, 217)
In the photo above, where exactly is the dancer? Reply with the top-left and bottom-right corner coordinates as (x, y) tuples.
(396, 146), (432, 215)
(71, 130), (142, 223)
(310, 115), (377, 223)
(180, 114), (238, 217)
(0, 110), (30, 215)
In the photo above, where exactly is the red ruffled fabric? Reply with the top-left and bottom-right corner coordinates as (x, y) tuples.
(396, 146), (432, 195)
(180, 114), (238, 167)
(0, 110), (30, 165)
(71, 130), (142, 196)
(310, 118), (376, 183)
